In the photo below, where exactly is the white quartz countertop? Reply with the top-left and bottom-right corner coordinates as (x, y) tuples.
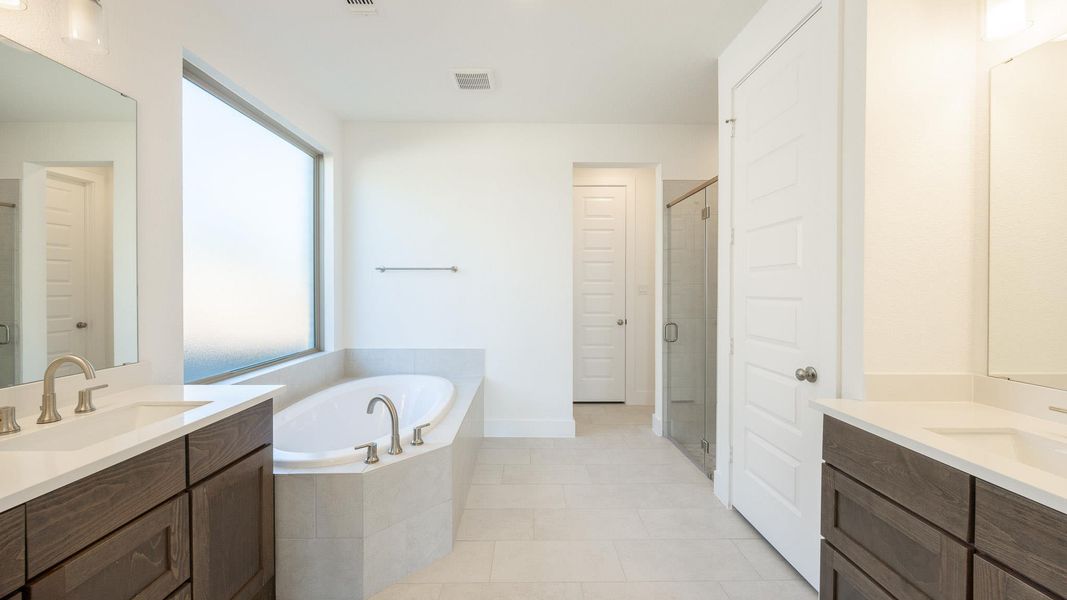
(0, 384), (281, 513)
(814, 398), (1067, 514)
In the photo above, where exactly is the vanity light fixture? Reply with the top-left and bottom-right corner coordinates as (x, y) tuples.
(0, 0), (27, 11)
(62, 0), (108, 55)
(985, 0), (1031, 40)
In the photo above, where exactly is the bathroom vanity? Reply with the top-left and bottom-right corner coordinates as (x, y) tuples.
(818, 413), (1067, 600)
(0, 388), (277, 600)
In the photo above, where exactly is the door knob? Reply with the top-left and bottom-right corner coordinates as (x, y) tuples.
(76, 322), (88, 329)
(617, 319), (627, 326)
(794, 367), (818, 383)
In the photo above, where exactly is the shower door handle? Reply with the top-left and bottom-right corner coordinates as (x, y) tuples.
(663, 322), (679, 343)
(0, 324), (8, 345)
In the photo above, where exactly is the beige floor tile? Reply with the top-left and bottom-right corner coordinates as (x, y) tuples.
(490, 541), (625, 582)
(649, 484), (725, 509)
(502, 464), (592, 484)
(581, 581), (729, 599)
(637, 509), (760, 539)
(614, 539), (761, 581)
(466, 485), (566, 509)
(438, 582), (582, 600)
(586, 463), (708, 485)
(477, 448), (531, 464)
(368, 583), (443, 600)
(457, 509), (535, 541)
(533, 509), (648, 540)
(719, 580), (817, 599)
(482, 438), (556, 449)
(471, 464), (504, 485)
(404, 541), (495, 583)
(563, 484), (660, 509)
(530, 447), (689, 466)
(733, 538), (803, 580)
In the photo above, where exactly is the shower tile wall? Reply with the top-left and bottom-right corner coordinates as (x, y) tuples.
(0, 180), (18, 388)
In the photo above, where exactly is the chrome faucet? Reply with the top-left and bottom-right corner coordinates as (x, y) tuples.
(1051, 406), (1067, 416)
(39, 354), (97, 424)
(367, 394), (403, 455)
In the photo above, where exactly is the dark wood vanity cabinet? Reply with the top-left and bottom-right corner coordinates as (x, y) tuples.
(822, 416), (1067, 600)
(0, 401), (274, 600)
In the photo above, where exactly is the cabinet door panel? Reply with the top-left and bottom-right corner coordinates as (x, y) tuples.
(188, 401), (272, 485)
(974, 556), (1057, 600)
(165, 583), (191, 600)
(821, 542), (897, 600)
(192, 446), (274, 600)
(822, 465), (969, 600)
(28, 495), (189, 600)
(0, 506), (24, 597)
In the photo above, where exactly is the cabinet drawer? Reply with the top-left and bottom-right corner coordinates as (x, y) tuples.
(823, 417), (973, 540)
(3, 593), (22, 600)
(192, 446), (274, 600)
(26, 438), (186, 577)
(975, 481), (1067, 598)
(822, 465), (969, 600)
(28, 494), (190, 600)
(188, 401), (272, 485)
(974, 556), (1057, 600)
(821, 542), (898, 600)
(0, 506), (24, 597)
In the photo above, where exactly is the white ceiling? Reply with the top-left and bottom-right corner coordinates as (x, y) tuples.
(0, 37), (136, 123)
(189, 0), (767, 124)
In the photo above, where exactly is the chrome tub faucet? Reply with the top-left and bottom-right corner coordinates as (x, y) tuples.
(367, 394), (403, 455)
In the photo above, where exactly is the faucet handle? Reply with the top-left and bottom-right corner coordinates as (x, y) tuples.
(0, 407), (20, 436)
(354, 442), (380, 464)
(412, 423), (432, 447)
(1051, 406), (1067, 415)
(75, 384), (109, 414)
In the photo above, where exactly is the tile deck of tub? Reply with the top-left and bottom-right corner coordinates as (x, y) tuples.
(368, 404), (817, 600)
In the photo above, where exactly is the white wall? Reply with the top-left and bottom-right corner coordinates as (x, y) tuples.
(863, 0), (981, 376)
(343, 123), (715, 437)
(0, 0), (344, 409)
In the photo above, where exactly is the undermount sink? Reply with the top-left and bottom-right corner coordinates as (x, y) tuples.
(926, 427), (1067, 479)
(0, 402), (210, 452)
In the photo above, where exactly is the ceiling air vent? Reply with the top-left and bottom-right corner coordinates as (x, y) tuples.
(452, 70), (495, 91)
(347, 0), (377, 15)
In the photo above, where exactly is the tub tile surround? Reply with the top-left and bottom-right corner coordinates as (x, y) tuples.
(275, 348), (486, 600)
(368, 404), (815, 600)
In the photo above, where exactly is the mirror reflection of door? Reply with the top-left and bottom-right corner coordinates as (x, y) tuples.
(44, 168), (113, 376)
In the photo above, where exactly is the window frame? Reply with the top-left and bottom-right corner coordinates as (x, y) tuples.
(181, 61), (324, 384)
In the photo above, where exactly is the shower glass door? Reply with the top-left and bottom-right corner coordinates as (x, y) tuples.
(664, 180), (717, 478)
(0, 183), (18, 388)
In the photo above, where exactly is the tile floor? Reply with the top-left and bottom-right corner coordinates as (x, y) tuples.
(369, 404), (817, 600)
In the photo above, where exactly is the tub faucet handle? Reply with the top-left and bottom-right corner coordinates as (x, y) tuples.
(412, 423), (432, 446)
(354, 442), (380, 465)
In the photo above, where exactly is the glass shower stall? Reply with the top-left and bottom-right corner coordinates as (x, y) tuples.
(0, 180), (19, 388)
(663, 178), (717, 478)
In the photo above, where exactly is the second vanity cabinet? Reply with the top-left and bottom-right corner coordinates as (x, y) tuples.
(0, 400), (274, 600)
(821, 416), (1067, 600)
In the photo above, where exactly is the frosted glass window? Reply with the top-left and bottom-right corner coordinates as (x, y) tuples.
(182, 77), (318, 383)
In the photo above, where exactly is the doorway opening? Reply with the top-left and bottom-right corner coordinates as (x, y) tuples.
(662, 178), (718, 479)
(572, 166), (657, 409)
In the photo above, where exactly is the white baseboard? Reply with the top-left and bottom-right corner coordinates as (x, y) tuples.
(485, 418), (576, 438)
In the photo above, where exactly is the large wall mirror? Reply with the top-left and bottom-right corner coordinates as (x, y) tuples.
(989, 38), (1067, 390)
(0, 35), (137, 387)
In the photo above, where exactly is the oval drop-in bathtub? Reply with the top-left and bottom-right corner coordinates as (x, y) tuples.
(273, 374), (456, 468)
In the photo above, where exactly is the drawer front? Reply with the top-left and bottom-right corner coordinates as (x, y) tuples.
(4, 593), (22, 600)
(0, 506), (24, 597)
(974, 556), (1057, 600)
(188, 401), (272, 485)
(823, 416), (973, 540)
(166, 583), (191, 600)
(821, 542), (897, 600)
(975, 481), (1067, 598)
(823, 465), (969, 600)
(192, 446), (274, 600)
(26, 438), (186, 577)
(29, 495), (190, 600)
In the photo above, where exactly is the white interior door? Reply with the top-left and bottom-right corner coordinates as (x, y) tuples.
(574, 185), (627, 403)
(45, 173), (89, 368)
(729, 7), (838, 585)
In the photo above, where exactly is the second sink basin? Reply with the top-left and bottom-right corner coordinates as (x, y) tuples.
(0, 402), (210, 452)
(927, 427), (1067, 479)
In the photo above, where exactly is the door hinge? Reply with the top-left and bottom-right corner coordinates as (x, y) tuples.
(730, 338), (735, 355)
(701, 439), (711, 454)
(726, 118), (737, 138)
(730, 228), (735, 246)
(701, 206), (711, 221)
